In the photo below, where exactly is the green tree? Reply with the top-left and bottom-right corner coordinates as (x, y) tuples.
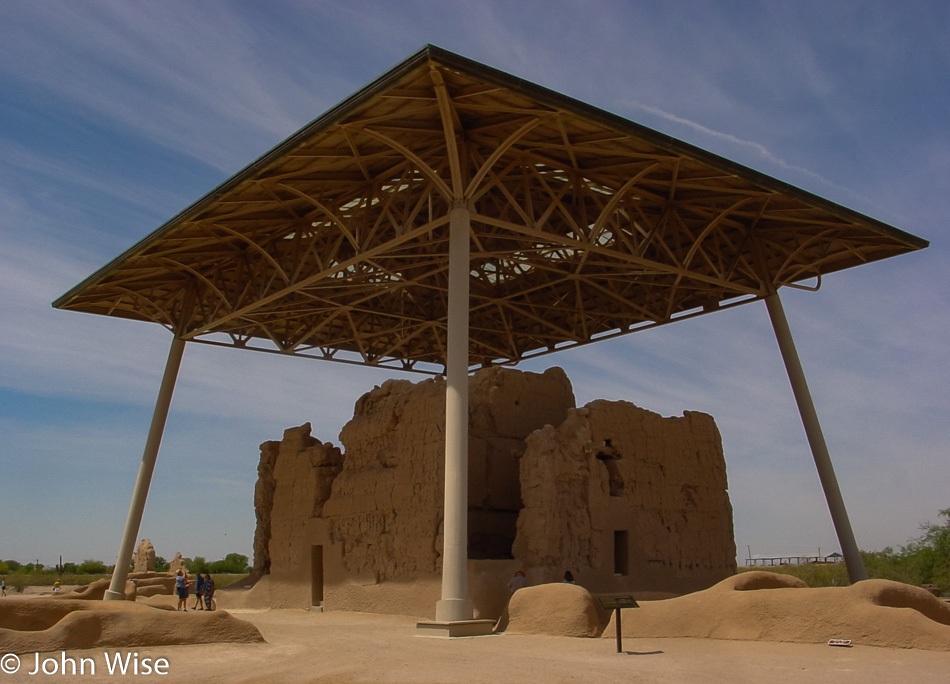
(220, 553), (250, 574)
(77, 559), (108, 574)
(901, 508), (950, 589)
(154, 556), (169, 572)
(186, 556), (208, 574)
(190, 553), (250, 575)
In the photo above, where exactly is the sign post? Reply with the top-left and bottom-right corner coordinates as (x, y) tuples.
(596, 595), (639, 653)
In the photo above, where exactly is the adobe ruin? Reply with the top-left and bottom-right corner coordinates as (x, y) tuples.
(244, 366), (737, 618)
(132, 539), (156, 573)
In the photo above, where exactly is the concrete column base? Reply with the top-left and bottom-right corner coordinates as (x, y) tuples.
(435, 597), (473, 622)
(415, 619), (496, 638)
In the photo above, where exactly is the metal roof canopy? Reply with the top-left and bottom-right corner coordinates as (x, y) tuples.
(54, 45), (925, 373)
(55, 45), (927, 622)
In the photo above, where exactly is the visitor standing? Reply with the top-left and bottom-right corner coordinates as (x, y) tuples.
(175, 570), (189, 611)
(193, 573), (205, 610)
(507, 570), (528, 593)
(202, 573), (215, 611)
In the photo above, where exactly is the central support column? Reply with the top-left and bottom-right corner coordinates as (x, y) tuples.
(104, 336), (186, 600)
(765, 292), (868, 583)
(436, 203), (474, 622)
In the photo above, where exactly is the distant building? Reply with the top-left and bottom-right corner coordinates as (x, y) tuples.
(745, 552), (843, 567)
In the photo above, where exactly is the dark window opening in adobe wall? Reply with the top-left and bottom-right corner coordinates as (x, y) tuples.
(596, 439), (625, 497)
(614, 530), (630, 576)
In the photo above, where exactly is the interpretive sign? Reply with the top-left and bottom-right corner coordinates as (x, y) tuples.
(596, 595), (640, 653)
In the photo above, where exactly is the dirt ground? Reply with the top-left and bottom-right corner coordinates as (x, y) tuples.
(3, 605), (949, 684)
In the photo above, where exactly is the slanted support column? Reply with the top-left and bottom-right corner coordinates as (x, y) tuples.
(764, 292), (868, 583)
(436, 203), (474, 622)
(104, 336), (186, 600)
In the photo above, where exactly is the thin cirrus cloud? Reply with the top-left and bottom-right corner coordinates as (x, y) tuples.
(624, 101), (877, 212)
(0, 4), (319, 174)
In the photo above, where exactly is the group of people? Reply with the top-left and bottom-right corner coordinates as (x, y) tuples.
(174, 570), (215, 611)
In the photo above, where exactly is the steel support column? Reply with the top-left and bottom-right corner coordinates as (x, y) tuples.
(104, 336), (186, 600)
(435, 204), (474, 622)
(764, 292), (868, 583)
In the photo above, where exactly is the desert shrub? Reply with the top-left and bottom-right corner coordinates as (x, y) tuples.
(209, 574), (247, 589)
(861, 548), (915, 585)
(77, 559), (109, 574)
(899, 509), (950, 591)
(56, 574), (111, 586)
(7, 576), (27, 593)
(740, 509), (950, 592)
(738, 562), (849, 587)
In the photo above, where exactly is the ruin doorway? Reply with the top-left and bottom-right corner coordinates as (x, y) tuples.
(311, 545), (324, 606)
(467, 438), (526, 560)
(468, 507), (519, 559)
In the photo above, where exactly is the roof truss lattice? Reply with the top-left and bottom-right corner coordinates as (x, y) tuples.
(55, 46), (927, 374)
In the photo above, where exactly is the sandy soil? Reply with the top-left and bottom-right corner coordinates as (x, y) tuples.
(3, 606), (949, 684)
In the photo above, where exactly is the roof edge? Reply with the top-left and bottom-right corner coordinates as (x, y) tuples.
(53, 45), (928, 310)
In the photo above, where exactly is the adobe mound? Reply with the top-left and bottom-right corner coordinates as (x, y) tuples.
(504, 583), (602, 637)
(58, 575), (175, 601)
(0, 599), (264, 654)
(728, 571), (807, 591)
(604, 572), (950, 650)
(57, 578), (135, 601)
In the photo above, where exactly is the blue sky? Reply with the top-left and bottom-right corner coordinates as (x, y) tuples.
(1, 1), (948, 569)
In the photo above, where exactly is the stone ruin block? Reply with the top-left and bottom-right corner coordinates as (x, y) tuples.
(514, 400), (735, 593)
(132, 538), (156, 573)
(246, 366), (736, 617)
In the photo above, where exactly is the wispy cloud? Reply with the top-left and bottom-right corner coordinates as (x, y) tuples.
(0, 3), (337, 172)
(626, 101), (871, 203)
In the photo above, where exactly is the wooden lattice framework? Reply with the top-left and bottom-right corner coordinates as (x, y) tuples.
(54, 45), (927, 373)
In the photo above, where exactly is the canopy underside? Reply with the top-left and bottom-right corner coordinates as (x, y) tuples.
(55, 46), (927, 373)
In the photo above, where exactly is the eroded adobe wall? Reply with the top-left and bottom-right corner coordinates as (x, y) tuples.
(324, 366), (575, 581)
(467, 366), (576, 558)
(514, 399), (736, 594)
(247, 366), (575, 614)
(248, 366), (735, 615)
(323, 375), (447, 582)
(251, 440), (279, 578)
(245, 423), (342, 607)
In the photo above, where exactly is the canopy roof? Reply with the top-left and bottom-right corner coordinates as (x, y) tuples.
(55, 45), (927, 374)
